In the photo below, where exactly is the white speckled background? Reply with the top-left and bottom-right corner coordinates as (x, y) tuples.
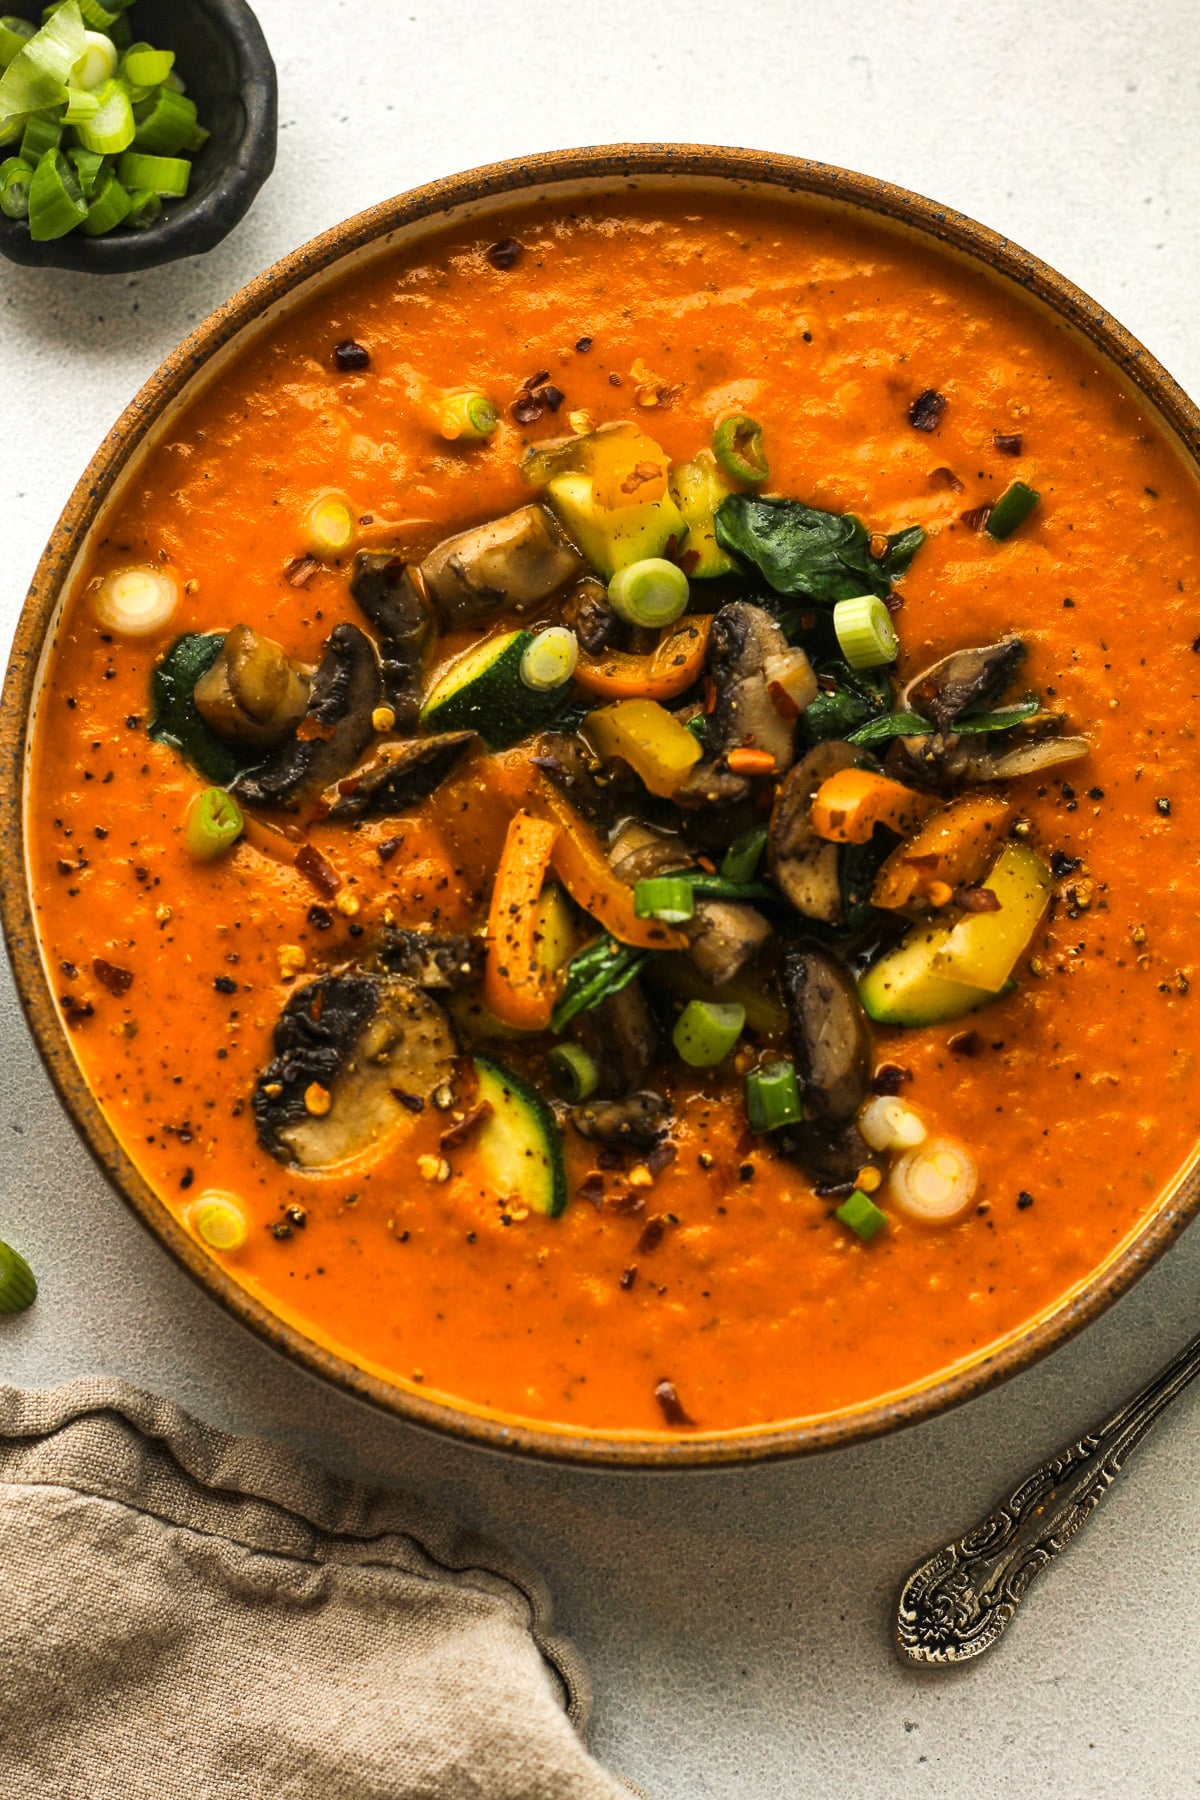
(3, 3), (1200, 1793)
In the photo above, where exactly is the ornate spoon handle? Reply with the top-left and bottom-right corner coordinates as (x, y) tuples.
(895, 1329), (1200, 1666)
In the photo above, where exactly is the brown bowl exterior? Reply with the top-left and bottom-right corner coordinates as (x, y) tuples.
(4, 144), (1199, 1467)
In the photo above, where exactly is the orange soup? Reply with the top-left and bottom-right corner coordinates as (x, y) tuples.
(27, 192), (1200, 1440)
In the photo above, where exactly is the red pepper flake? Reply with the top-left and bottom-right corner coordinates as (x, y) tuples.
(702, 678), (717, 716)
(767, 678), (802, 721)
(869, 1063), (912, 1096)
(295, 844), (340, 897)
(334, 340), (370, 372)
(908, 389), (947, 432)
(645, 1141), (677, 1177)
(511, 369), (564, 425)
(993, 431), (1023, 456)
(636, 1216), (667, 1254)
(439, 1100), (494, 1151)
(927, 466), (964, 492)
(677, 548), (701, 576)
(284, 555), (321, 588)
(727, 747), (776, 777)
(959, 503), (993, 532)
(578, 1173), (606, 1210)
(654, 1379), (695, 1428)
(93, 957), (133, 996)
(619, 1266), (637, 1290)
(487, 238), (524, 270)
(377, 835), (404, 864)
(954, 885), (1001, 913)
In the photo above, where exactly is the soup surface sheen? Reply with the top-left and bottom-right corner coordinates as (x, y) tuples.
(29, 193), (1200, 1440)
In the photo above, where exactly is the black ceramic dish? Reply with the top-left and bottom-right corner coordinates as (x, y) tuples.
(0, 0), (276, 272)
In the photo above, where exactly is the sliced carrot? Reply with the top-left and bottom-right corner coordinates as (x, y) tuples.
(810, 768), (936, 844)
(484, 812), (561, 1030)
(726, 747), (777, 777)
(573, 616), (711, 700)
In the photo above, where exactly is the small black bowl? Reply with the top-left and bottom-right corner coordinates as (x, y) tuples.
(0, 0), (276, 273)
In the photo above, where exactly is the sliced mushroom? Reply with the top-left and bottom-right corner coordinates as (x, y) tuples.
(768, 740), (861, 924)
(885, 719), (1091, 788)
(326, 730), (475, 819)
(531, 731), (640, 825)
(562, 575), (618, 656)
(368, 925), (486, 989)
(938, 731), (1092, 783)
(783, 944), (873, 1129)
(901, 637), (1026, 732)
(253, 973), (456, 1169)
(234, 624), (382, 812)
(193, 625), (312, 748)
(419, 505), (583, 625)
(671, 759), (752, 810)
(707, 601), (811, 773)
(777, 1117), (881, 1193)
(570, 1090), (671, 1150)
(349, 553), (434, 728)
(571, 979), (657, 1095)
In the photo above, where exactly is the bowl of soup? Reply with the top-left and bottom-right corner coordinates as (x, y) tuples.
(4, 146), (1199, 1465)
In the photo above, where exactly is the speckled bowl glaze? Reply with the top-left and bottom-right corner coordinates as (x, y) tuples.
(3, 146), (1199, 1466)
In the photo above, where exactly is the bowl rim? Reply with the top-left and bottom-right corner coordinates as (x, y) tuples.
(4, 142), (1199, 1468)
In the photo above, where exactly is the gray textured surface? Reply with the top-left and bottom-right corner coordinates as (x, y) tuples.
(3, 3), (1200, 1794)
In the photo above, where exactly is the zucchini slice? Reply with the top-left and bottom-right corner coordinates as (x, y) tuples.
(472, 1056), (568, 1217)
(419, 630), (562, 746)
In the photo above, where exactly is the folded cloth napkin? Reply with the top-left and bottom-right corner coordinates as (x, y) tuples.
(0, 1379), (639, 1800)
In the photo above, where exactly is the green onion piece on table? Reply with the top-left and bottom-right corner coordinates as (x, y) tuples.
(121, 41), (173, 88)
(607, 557), (690, 628)
(712, 414), (769, 484)
(0, 151), (32, 216)
(719, 825), (768, 884)
(28, 145), (85, 237)
(71, 73), (131, 151)
(520, 625), (578, 692)
(437, 389), (498, 441)
(0, 1238), (37, 1313)
(78, 166), (127, 232)
(672, 998), (745, 1068)
(634, 876), (696, 925)
(124, 182), (159, 229)
(835, 1189), (887, 1242)
(116, 147), (187, 196)
(0, 17), (36, 69)
(745, 1060), (804, 1131)
(132, 85), (204, 154)
(548, 1043), (600, 1104)
(832, 594), (900, 669)
(20, 108), (62, 160)
(186, 787), (244, 862)
(985, 479), (1040, 540)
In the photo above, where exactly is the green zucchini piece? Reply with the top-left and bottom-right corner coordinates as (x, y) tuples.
(419, 630), (562, 747)
(857, 929), (1002, 1026)
(547, 472), (688, 579)
(668, 453), (737, 577)
(471, 1057), (568, 1218)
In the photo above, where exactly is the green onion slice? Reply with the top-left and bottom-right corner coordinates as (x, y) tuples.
(72, 73), (132, 151)
(437, 388), (498, 440)
(719, 825), (768, 884)
(132, 84), (202, 153)
(833, 594), (899, 670)
(77, 0), (122, 28)
(121, 40), (173, 88)
(116, 147), (187, 196)
(672, 998), (745, 1068)
(985, 479), (1041, 540)
(0, 0), (84, 125)
(745, 1059), (804, 1131)
(124, 182), (160, 229)
(20, 108), (62, 161)
(0, 17), (36, 70)
(712, 414), (769, 484)
(520, 625), (578, 692)
(0, 151), (32, 217)
(67, 141), (103, 191)
(607, 557), (690, 629)
(28, 145), (85, 237)
(634, 876), (696, 925)
(186, 787), (244, 862)
(548, 1043), (600, 1104)
(72, 24), (116, 87)
(0, 1237), (37, 1313)
(78, 166), (127, 232)
(835, 1189), (887, 1242)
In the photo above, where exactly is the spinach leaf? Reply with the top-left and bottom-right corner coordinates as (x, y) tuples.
(714, 494), (925, 602)
(802, 662), (891, 747)
(551, 938), (651, 1033)
(148, 633), (265, 787)
(954, 697), (1041, 734)
(839, 831), (897, 937)
(847, 709), (933, 746)
(846, 695), (1041, 746)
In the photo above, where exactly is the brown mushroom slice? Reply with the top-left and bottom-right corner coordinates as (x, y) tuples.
(349, 553), (434, 728)
(901, 637), (1026, 732)
(948, 732), (1092, 783)
(193, 625), (312, 748)
(234, 624), (383, 812)
(671, 759), (752, 810)
(253, 974), (456, 1170)
(327, 730), (476, 820)
(768, 740), (862, 924)
(570, 980), (657, 1096)
(570, 1090), (671, 1150)
(782, 944), (873, 1129)
(419, 504), (583, 625)
(531, 731), (640, 826)
(368, 925), (486, 989)
(562, 575), (618, 655)
(608, 823), (770, 988)
(708, 601), (809, 772)
(777, 1117), (881, 1193)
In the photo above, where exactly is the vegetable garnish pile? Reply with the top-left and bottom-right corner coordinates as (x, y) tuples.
(116, 393), (1086, 1253)
(0, 0), (207, 241)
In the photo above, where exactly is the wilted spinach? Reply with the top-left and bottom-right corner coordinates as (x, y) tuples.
(148, 633), (265, 786)
(846, 695), (1041, 746)
(802, 662), (891, 747)
(714, 494), (925, 602)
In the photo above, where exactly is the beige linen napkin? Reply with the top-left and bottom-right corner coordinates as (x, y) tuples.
(0, 1379), (639, 1800)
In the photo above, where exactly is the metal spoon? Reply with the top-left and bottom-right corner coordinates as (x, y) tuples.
(894, 1328), (1200, 1666)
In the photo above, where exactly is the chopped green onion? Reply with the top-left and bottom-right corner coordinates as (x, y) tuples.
(0, 0), (84, 123)
(548, 1043), (599, 1103)
(77, 0), (122, 29)
(67, 141), (103, 192)
(719, 825), (768, 884)
(833, 594), (899, 669)
(889, 1137), (977, 1223)
(745, 1059), (804, 1131)
(672, 998), (745, 1068)
(304, 491), (356, 559)
(28, 145), (85, 237)
(520, 625), (578, 691)
(0, 150), (32, 217)
(20, 109), (62, 161)
(189, 1192), (249, 1252)
(72, 72), (131, 150)
(607, 557), (690, 628)
(634, 876), (696, 925)
(124, 183), (159, 229)
(78, 166), (127, 232)
(835, 1189), (887, 1242)
(131, 84), (202, 153)
(116, 147), (187, 196)
(985, 479), (1040, 540)
(436, 389), (498, 441)
(0, 1237), (37, 1313)
(71, 25), (115, 86)
(712, 414), (769, 484)
(92, 562), (178, 634)
(186, 787), (244, 862)
(121, 40), (172, 88)
(0, 17), (36, 69)
(63, 83), (100, 120)
(162, 64), (185, 93)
